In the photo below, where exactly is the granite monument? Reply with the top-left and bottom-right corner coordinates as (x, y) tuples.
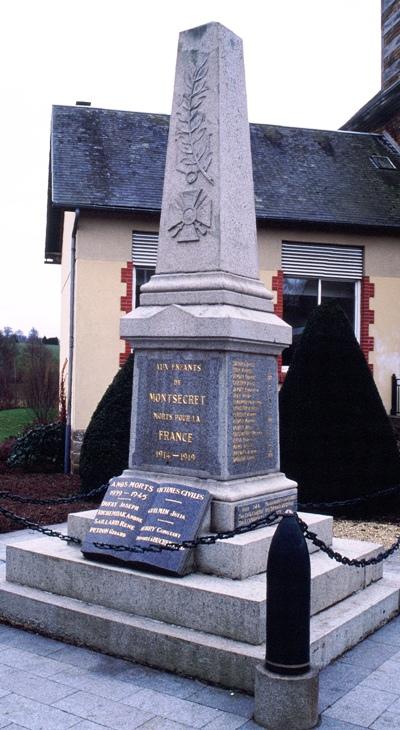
(121, 22), (296, 533)
(83, 21), (296, 573)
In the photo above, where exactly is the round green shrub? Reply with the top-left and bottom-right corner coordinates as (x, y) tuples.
(79, 355), (134, 493)
(7, 421), (65, 473)
(279, 303), (400, 515)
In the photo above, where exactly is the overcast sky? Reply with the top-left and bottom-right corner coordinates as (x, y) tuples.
(0, 0), (380, 337)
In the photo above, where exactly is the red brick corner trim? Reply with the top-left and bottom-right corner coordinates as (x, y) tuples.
(360, 277), (375, 373)
(120, 262), (133, 367)
(271, 270), (285, 383)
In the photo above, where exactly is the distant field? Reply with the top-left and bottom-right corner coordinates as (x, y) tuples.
(0, 408), (36, 443)
(16, 342), (59, 363)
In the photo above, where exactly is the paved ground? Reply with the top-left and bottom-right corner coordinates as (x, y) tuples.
(0, 527), (398, 729)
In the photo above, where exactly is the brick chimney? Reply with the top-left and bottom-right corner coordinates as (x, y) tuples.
(382, 0), (400, 90)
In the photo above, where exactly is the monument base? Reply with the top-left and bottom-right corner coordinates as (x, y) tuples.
(0, 512), (398, 693)
(119, 469), (297, 532)
(254, 664), (319, 730)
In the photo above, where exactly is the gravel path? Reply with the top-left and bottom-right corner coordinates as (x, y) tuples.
(334, 517), (400, 547)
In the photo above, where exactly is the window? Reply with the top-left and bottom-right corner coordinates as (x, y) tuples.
(281, 242), (363, 367)
(369, 155), (397, 170)
(134, 267), (155, 308)
(132, 231), (158, 308)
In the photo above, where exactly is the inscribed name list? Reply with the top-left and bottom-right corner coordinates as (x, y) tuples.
(132, 350), (221, 476)
(81, 475), (210, 575)
(227, 354), (279, 476)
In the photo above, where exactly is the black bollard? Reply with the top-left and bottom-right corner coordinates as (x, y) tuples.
(265, 512), (311, 676)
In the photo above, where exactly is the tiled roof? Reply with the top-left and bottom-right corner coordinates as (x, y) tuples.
(341, 80), (400, 133)
(50, 105), (400, 228)
(251, 123), (400, 227)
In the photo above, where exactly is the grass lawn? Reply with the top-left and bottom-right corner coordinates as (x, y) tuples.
(0, 408), (36, 443)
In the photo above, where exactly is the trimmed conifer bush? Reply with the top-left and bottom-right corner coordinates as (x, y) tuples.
(79, 355), (134, 493)
(279, 303), (400, 515)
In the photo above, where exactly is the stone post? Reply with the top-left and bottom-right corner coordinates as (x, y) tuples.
(121, 22), (296, 532)
(254, 513), (319, 729)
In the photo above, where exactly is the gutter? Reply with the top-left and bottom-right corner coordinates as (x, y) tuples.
(64, 208), (80, 474)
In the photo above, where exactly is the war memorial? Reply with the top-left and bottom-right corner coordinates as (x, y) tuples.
(0, 21), (399, 727)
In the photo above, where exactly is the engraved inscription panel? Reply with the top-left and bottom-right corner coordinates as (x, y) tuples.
(235, 490), (297, 528)
(228, 354), (279, 476)
(133, 351), (221, 476)
(134, 483), (210, 574)
(81, 476), (156, 564)
(82, 476), (211, 575)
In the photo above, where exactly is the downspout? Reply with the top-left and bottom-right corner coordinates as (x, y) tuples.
(64, 208), (80, 474)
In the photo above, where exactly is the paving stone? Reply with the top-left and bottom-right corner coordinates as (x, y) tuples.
(368, 616), (400, 647)
(70, 723), (125, 730)
(371, 709), (400, 729)
(0, 647), (65, 678)
(0, 725), (38, 730)
(320, 660), (371, 690)
(0, 692), (79, 729)
(361, 660), (400, 693)
(86, 655), (134, 676)
(198, 711), (249, 729)
(121, 687), (222, 727)
(385, 647), (400, 664)
(43, 664), (141, 701)
(0, 627), (24, 641)
(49, 645), (111, 670)
(0, 716), (21, 728)
(53, 689), (154, 729)
(0, 629), (65, 656)
(188, 686), (254, 718)
(338, 638), (400, 670)
(318, 718), (367, 729)
(0, 666), (76, 704)
(324, 685), (398, 726)
(319, 685), (350, 712)
(116, 666), (205, 699)
(382, 695), (400, 713)
(137, 719), (194, 730)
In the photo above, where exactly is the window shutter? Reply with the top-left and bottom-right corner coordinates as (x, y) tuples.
(282, 242), (363, 280)
(132, 231), (158, 267)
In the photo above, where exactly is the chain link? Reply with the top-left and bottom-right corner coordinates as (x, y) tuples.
(0, 483), (107, 506)
(298, 483), (400, 511)
(0, 503), (81, 544)
(295, 514), (400, 567)
(0, 502), (282, 551)
(1, 479), (398, 512)
(92, 510), (283, 553)
(1, 483), (400, 567)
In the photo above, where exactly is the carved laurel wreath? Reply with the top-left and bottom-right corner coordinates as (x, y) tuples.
(176, 56), (214, 186)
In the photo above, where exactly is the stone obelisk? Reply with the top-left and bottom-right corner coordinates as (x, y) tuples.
(121, 22), (296, 531)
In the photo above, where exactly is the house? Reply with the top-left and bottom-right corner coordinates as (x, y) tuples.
(45, 1), (400, 471)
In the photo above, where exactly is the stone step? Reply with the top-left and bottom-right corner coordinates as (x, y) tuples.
(0, 574), (397, 693)
(5, 535), (383, 645)
(68, 509), (334, 579)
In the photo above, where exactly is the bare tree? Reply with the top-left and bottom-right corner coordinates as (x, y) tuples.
(23, 331), (59, 422)
(0, 328), (18, 408)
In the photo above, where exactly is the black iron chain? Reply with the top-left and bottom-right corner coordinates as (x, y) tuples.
(1, 478), (398, 511)
(296, 514), (400, 567)
(1, 488), (400, 567)
(92, 509), (282, 553)
(0, 483), (107, 506)
(298, 483), (400, 511)
(0, 502), (282, 551)
(0, 503), (81, 545)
